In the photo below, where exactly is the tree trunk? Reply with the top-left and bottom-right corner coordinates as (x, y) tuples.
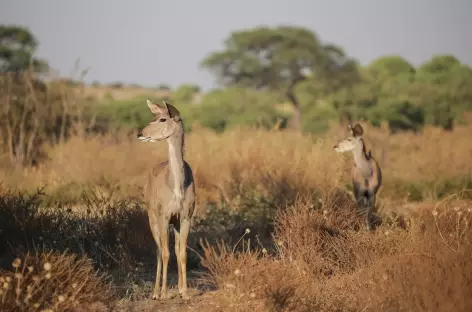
(286, 87), (301, 131)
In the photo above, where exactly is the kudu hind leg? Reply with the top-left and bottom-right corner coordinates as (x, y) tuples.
(365, 192), (376, 231)
(159, 221), (171, 300)
(173, 227), (183, 293)
(148, 220), (162, 300)
(178, 218), (191, 300)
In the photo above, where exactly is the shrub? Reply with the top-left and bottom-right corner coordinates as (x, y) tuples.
(0, 251), (114, 312)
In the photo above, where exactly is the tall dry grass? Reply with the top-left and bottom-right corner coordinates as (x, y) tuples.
(1, 122), (471, 217)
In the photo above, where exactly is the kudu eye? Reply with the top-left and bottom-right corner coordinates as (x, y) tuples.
(159, 118), (167, 122)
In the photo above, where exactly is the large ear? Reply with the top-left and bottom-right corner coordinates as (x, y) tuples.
(146, 100), (164, 115)
(163, 101), (181, 121)
(352, 124), (364, 137)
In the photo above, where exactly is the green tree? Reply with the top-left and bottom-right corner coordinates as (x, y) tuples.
(172, 83), (201, 103)
(415, 55), (472, 129)
(418, 55), (460, 74)
(0, 25), (48, 73)
(200, 26), (358, 131)
(367, 56), (415, 79)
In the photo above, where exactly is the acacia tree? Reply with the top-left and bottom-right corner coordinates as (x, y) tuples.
(200, 26), (358, 130)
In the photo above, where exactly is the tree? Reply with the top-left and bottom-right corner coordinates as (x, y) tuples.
(172, 83), (201, 103)
(0, 25), (48, 73)
(200, 26), (358, 131)
(367, 56), (415, 79)
(415, 55), (472, 129)
(418, 55), (460, 74)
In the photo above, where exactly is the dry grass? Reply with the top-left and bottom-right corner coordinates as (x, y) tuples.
(2, 122), (472, 214)
(80, 85), (170, 102)
(0, 251), (114, 312)
(198, 196), (472, 312)
(1, 122), (472, 311)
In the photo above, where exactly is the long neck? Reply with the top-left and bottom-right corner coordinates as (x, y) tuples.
(352, 139), (373, 177)
(166, 126), (185, 199)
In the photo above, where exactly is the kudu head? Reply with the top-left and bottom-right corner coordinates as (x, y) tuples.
(333, 123), (364, 153)
(137, 100), (182, 143)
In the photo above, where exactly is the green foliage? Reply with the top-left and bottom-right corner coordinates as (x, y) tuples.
(0, 25), (48, 73)
(368, 56), (416, 79)
(367, 99), (425, 132)
(200, 25), (359, 129)
(327, 53), (472, 132)
(190, 88), (288, 132)
(96, 96), (161, 130)
(172, 83), (201, 103)
(157, 83), (172, 91)
(418, 54), (461, 74)
(302, 106), (338, 133)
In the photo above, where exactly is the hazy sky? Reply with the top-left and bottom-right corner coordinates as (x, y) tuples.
(1, 0), (471, 90)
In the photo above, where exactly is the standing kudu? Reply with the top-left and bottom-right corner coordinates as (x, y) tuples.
(334, 124), (382, 230)
(137, 100), (196, 300)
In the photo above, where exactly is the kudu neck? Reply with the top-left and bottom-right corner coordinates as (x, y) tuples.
(352, 139), (373, 177)
(166, 125), (185, 198)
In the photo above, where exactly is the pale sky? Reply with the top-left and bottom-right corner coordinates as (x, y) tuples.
(1, 0), (471, 90)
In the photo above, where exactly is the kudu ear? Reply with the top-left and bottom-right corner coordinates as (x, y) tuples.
(351, 124), (364, 137)
(146, 100), (164, 115)
(163, 100), (181, 121)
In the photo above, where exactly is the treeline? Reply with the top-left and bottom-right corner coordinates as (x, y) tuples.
(103, 26), (472, 134)
(198, 26), (472, 133)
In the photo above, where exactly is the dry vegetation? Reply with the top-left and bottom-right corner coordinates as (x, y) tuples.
(1, 122), (472, 311)
(81, 84), (170, 102)
(0, 252), (113, 312)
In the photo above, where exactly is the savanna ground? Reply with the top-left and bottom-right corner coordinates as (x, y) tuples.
(1, 113), (472, 311)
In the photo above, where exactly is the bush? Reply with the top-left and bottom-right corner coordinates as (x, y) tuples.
(172, 84), (201, 103)
(191, 88), (288, 132)
(0, 251), (113, 312)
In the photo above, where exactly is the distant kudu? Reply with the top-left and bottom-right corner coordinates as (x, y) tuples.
(334, 124), (382, 231)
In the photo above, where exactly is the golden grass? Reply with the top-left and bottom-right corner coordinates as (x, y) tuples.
(81, 85), (170, 102)
(1, 122), (471, 216)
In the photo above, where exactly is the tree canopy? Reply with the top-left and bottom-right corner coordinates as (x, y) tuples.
(201, 26), (359, 130)
(0, 25), (48, 73)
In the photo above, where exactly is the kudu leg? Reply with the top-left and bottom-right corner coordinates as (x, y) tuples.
(153, 248), (162, 299)
(173, 227), (183, 292)
(148, 217), (162, 300)
(179, 218), (191, 300)
(366, 193), (376, 231)
(160, 222), (170, 300)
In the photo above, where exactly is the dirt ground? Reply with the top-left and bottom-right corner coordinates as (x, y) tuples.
(117, 289), (220, 312)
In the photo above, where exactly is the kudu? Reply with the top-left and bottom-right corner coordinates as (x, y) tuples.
(137, 100), (196, 300)
(334, 124), (382, 231)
